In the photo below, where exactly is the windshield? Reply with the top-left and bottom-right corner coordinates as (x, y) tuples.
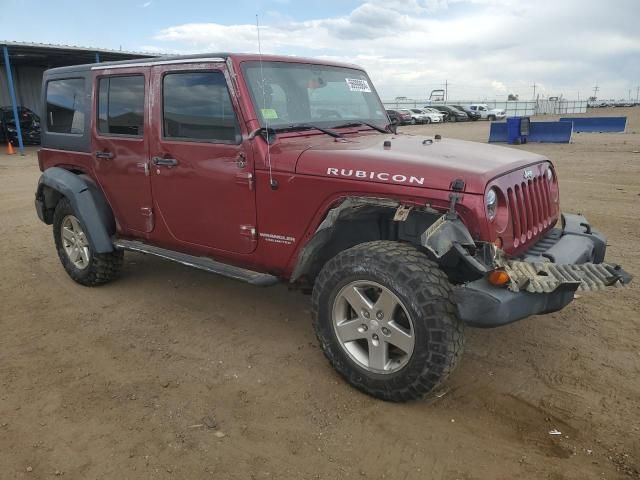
(242, 61), (388, 129)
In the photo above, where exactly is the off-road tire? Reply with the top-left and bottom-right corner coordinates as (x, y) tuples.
(53, 197), (123, 286)
(311, 241), (464, 402)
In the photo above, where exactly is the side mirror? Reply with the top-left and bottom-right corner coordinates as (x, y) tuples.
(389, 118), (398, 134)
(249, 127), (278, 145)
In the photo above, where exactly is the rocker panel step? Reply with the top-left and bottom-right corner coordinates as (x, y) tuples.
(113, 239), (278, 287)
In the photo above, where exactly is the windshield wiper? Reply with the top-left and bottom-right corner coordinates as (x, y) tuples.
(332, 121), (390, 134)
(274, 124), (344, 139)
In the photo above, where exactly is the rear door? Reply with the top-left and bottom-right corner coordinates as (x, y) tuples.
(148, 62), (257, 254)
(92, 68), (153, 233)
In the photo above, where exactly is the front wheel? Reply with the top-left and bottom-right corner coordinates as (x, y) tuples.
(311, 241), (464, 402)
(53, 197), (123, 286)
(488, 115), (496, 121)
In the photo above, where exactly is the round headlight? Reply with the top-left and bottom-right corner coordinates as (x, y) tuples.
(485, 188), (497, 221)
(546, 168), (553, 182)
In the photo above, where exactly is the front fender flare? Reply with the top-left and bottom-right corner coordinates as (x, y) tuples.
(290, 197), (400, 282)
(36, 167), (115, 253)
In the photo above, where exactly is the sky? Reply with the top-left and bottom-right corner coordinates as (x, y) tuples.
(1, 0), (639, 101)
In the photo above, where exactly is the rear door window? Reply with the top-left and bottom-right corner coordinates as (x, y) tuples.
(98, 75), (145, 136)
(162, 71), (239, 143)
(46, 78), (85, 134)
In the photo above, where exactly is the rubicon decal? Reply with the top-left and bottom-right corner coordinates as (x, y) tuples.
(327, 168), (425, 185)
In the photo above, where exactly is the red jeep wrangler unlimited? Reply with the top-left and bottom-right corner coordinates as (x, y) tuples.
(35, 53), (631, 401)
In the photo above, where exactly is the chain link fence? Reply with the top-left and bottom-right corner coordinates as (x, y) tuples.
(382, 99), (588, 116)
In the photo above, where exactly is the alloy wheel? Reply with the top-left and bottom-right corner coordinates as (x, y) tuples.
(332, 280), (415, 374)
(61, 215), (90, 270)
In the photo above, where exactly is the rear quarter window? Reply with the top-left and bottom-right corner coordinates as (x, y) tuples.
(46, 78), (85, 134)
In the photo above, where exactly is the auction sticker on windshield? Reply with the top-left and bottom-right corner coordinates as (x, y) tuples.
(261, 108), (279, 120)
(345, 78), (371, 93)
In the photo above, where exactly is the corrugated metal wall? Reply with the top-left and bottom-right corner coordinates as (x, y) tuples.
(0, 65), (46, 116)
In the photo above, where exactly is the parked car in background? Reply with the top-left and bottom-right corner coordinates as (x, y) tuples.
(450, 104), (481, 121)
(431, 105), (469, 122)
(405, 108), (441, 124)
(397, 109), (417, 125)
(406, 108), (428, 124)
(415, 109), (443, 123)
(386, 109), (412, 125)
(468, 104), (506, 121)
(0, 106), (41, 145)
(422, 107), (446, 122)
(386, 109), (402, 125)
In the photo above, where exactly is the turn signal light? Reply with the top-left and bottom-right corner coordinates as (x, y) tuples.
(488, 270), (511, 286)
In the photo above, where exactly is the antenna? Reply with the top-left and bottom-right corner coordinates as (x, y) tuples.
(256, 14), (277, 190)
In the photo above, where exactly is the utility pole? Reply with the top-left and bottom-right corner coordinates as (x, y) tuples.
(444, 79), (448, 102)
(636, 86), (640, 102)
(592, 84), (599, 99)
(531, 82), (537, 100)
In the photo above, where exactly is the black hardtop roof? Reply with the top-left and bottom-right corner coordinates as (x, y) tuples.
(43, 52), (363, 75)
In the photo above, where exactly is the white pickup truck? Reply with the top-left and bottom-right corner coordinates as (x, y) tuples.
(468, 104), (506, 121)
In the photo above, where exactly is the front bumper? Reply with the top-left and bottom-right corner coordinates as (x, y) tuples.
(454, 213), (631, 327)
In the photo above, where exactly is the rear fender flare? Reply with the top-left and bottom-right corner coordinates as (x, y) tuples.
(36, 167), (115, 253)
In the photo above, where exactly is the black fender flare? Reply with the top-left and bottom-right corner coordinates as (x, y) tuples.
(35, 167), (115, 253)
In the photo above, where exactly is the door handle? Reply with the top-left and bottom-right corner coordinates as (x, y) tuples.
(152, 156), (178, 167)
(95, 151), (114, 159)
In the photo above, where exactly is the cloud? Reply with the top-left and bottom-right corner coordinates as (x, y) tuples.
(491, 81), (507, 94)
(150, 0), (640, 100)
(142, 0), (152, 7)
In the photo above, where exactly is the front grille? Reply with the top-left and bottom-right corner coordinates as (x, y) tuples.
(506, 174), (553, 248)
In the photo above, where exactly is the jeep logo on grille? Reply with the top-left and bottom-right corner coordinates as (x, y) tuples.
(523, 169), (534, 180)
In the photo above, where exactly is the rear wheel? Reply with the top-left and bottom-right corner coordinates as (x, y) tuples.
(312, 241), (464, 402)
(53, 197), (123, 286)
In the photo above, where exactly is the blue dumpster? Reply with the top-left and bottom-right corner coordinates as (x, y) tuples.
(506, 116), (529, 144)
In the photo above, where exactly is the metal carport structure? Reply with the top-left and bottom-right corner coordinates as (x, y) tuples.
(0, 41), (158, 154)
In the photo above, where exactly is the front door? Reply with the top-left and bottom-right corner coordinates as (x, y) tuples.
(149, 63), (257, 254)
(92, 68), (154, 233)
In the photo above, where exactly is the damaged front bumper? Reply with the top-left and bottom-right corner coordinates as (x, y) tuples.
(443, 213), (632, 327)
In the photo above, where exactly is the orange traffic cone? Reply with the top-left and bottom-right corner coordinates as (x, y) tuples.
(6, 141), (15, 155)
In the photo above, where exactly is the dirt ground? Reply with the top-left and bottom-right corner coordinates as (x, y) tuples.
(1, 107), (638, 480)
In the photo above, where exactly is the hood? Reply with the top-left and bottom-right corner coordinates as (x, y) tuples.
(294, 133), (548, 193)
